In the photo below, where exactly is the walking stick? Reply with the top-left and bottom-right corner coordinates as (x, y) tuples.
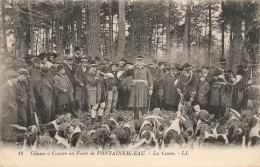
(81, 86), (84, 115)
(148, 94), (151, 113)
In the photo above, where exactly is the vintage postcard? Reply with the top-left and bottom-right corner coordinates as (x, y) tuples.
(0, 0), (259, 166)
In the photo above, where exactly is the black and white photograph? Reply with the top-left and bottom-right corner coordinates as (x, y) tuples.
(0, 0), (259, 166)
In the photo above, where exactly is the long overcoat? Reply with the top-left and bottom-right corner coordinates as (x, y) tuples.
(53, 74), (74, 106)
(128, 66), (153, 108)
(162, 74), (180, 106)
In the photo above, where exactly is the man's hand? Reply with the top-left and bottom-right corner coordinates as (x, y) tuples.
(177, 88), (181, 95)
(218, 74), (225, 79)
(80, 83), (84, 87)
(149, 90), (153, 95)
(63, 89), (68, 93)
(247, 80), (253, 85)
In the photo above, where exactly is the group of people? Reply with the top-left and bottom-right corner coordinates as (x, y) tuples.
(0, 45), (259, 143)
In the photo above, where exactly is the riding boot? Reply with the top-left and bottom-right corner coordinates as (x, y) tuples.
(97, 116), (102, 123)
(133, 108), (139, 120)
(91, 118), (96, 125)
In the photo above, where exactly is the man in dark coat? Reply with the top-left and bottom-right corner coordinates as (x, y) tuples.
(210, 58), (234, 120)
(232, 59), (251, 111)
(176, 63), (199, 104)
(127, 56), (153, 119)
(162, 66), (180, 111)
(53, 65), (75, 116)
(74, 57), (89, 112)
(150, 59), (164, 110)
(62, 54), (75, 83)
(0, 71), (20, 142)
(16, 68), (36, 127)
(39, 66), (55, 124)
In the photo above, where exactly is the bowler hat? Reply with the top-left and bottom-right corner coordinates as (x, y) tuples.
(89, 61), (98, 67)
(38, 53), (48, 60)
(48, 52), (58, 59)
(182, 63), (192, 69)
(136, 56), (143, 60)
(63, 55), (74, 60)
(18, 68), (30, 75)
(219, 58), (227, 64)
(110, 62), (119, 67)
(23, 54), (34, 60)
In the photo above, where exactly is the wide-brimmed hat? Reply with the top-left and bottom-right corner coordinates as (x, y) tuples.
(125, 61), (133, 65)
(136, 56), (143, 60)
(89, 61), (98, 67)
(38, 53), (48, 60)
(63, 55), (74, 61)
(110, 62), (119, 67)
(18, 68), (30, 75)
(219, 58), (227, 64)
(202, 66), (209, 70)
(32, 57), (41, 64)
(48, 52), (58, 59)
(182, 63), (192, 69)
(120, 58), (127, 62)
(23, 54), (34, 60)
(81, 57), (89, 62)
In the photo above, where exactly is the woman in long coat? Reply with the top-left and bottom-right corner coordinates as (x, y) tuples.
(162, 66), (180, 111)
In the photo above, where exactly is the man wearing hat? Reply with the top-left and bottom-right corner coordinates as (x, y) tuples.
(119, 58), (126, 71)
(150, 59), (164, 111)
(210, 58), (231, 120)
(104, 62), (120, 116)
(0, 71), (21, 142)
(74, 57), (90, 112)
(86, 61), (105, 124)
(48, 52), (58, 63)
(162, 66), (180, 111)
(53, 65), (75, 116)
(39, 52), (53, 69)
(16, 68), (36, 127)
(73, 46), (82, 65)
(39, 66), (55, 124)
(23, 54), (34, 68)
(127, 56), (153, 119)
(201, 66), (213, 84)
(62, 52), (75, 84)
(232, 59), (251, 111)
(176, 63), (199, 105)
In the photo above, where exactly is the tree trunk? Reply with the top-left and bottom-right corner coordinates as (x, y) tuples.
(108, 0), (113, 59)
(28, 3), (35, 55)
(51, 20), (54, 51)
(86, 0), (101, 58)
(165, 0), (170, 59)
(55, 19), (63, 56)
(46, 28), (50, 52)
(76, 5), (82, 46)
(117, 0), (125, 60)
(1, 1), (8, 56)
(221, 0), (225, 59)
(230, 3), (243, 71)
(183, 0), (192, 64)
(208, 3), (212, 66)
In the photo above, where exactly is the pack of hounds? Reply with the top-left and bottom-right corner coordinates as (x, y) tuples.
(11, 103), (260, 150)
